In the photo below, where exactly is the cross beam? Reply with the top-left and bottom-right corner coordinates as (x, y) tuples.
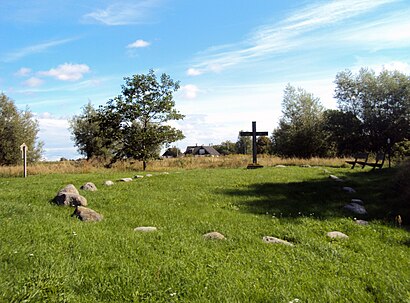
(240, 121), (268, 166)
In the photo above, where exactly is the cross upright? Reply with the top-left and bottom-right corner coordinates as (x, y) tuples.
(240, 121), (268, 167)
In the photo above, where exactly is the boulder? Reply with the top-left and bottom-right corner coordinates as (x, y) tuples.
(80, 182), (97, 191)
(275, 165), (286, 168)
(72, 206), (103, 222)
(54, 185), (87, 207)
(119, 178), (133, 182)
(327, 231), (348, 239)
(203, 231), (225, 240)
(262, 236), (294, 246)
(344, 202), (367, 215)
(134, 226), (157, 232)
(104, 180), (114, 186)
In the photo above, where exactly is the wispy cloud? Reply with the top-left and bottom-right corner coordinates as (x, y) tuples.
(83, 0), (163, 26)
(15, 67), (32, 77)
(23, 77), (44, 88)
(187, 0), (397, 75)
(2, 38), (77, 62)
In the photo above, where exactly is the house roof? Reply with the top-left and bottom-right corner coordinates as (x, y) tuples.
(184, 145), (220, 156)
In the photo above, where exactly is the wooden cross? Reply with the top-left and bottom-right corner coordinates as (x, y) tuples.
(240, 121), (268, 168)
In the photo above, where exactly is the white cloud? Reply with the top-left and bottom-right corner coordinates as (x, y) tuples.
(127, 39), (150, 48)
(83, 0), (162, 26)
(180, 84), (200, 99)
(39, 63), (90, 81)
(23, 77), (44, 88)
(186, 68), (202, 76)
(1, 38), (77, 62)
(15, 67), (32, 77)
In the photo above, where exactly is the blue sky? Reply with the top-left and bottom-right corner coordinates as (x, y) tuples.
(1, 0), (410, 160)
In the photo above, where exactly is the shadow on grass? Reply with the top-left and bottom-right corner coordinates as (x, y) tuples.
(218, 168), (406, 223)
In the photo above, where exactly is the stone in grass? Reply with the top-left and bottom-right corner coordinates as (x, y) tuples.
(344, 202), (367, 215)
(134, 226), (157, 232)
(262, 236), (294, 246)
(275, 165), (286, 168)
(146, 174), (153, 177)
(72, 206), (103, 222)
(203, 231), (225, 240)
(54, 184), (87, 207)
(355, 219), (369, 225)
(119, 178), (133, 182)
(351, 199), (364, 205)
(134, 175), (144, 179)
(300, 164), (311, 168)
(342, 186), (356, 193)
(80, 182), (97, 191)
(104, 180), (114, 186)
(329, 175), (344, 182)
(327, 231), (348, 239)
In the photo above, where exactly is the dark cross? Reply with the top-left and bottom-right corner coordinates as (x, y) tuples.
(240, 121), (268, 167)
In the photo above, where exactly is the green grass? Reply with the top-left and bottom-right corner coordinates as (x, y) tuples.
(1, 167), (409, 302)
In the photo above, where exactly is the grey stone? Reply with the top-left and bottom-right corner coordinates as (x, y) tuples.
(145, 174), (153, 177)
(203, 231), (225, 240)
(329, 175), (344, 182)
(119, 178), (133, 182)
(134, 175), (144, 179)
(72, 206), (103, 222)
(134, 226), (157, 232)
(355, 219), (369, 225)
(327, 231), (348, 239)
(104, 180), (114, 186)
(342, 187), (356, 193)
(275, 165), (286, 168)
(57, 184), (79, 195)
(262, 236), (294, 246)
(80, 182), (97, 191)
(54, 192), (87, 207)
(351, 199), (364, 205)
(344, 202), (367, 215)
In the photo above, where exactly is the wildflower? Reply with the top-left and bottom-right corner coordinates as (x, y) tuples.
(29, 253), (34, 257)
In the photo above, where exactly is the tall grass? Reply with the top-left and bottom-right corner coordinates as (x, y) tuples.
(0, 155), (349, 177)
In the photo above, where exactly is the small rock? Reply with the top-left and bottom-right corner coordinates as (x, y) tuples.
(134, 226), (157, 232)
(161, 172), (170, 175)
(80, 182), (97, 191)
(355, 219), (369, 225)
(54, 193), (87, 207)
(57, 184), (79, 195)
(262, 236), (294, 246)
(72, 206), (103, 222)
(327, 231), (348, 239)
(203, 231), (225, 240)
(344, 202), (367, 215)
(300, 164), (311, 168)
(351, 199), (364, 205)
(329, 175), (344, 182)
(134, 175), (144, 179)
(342, 187), (356, 193)
(145, 174), (153, 177)
(275, 165), (286, 168)
(119, 178), (133, 182)
(104, 180), (114, 186)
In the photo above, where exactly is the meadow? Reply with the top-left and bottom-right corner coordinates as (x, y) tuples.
(1, 163), (409, 302)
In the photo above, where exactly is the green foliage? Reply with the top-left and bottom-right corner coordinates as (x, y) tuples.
(0, 167), (409, 302)
(98, 70), (185, 169)
(69, 102), (111, 160)
(272, 84), (326, 158)
(256, 136), (271, 154)
(0, 93), (43, 165)
(335, 68), (410, 151)
(392, 139), (410, 160)
(236, 133), (252, 154)
(213, 140), (237, 155)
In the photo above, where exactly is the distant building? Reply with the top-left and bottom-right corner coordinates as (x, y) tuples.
(184, 145), (220, 157)
(162, 147), (181, 158)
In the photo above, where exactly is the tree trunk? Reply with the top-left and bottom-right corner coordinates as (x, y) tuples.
(143, 161), (147, 171)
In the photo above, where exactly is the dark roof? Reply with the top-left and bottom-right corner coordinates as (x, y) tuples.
(184, 145), (220, 156)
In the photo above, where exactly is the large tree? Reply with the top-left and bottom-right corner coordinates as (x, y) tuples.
(335, 68), (410, 151)
(272, 84), (326, 158)
(98, 70), (185, 170)
(69, 102), (111, 160)
(0, 93), (43, 165)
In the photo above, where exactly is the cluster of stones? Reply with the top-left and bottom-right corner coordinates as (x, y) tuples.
(53, 183), (102, 222)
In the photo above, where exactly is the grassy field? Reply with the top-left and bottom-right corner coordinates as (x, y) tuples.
(1, 165), (409, 302)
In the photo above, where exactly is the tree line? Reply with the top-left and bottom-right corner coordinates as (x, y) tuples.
(1, 68), (409, 167)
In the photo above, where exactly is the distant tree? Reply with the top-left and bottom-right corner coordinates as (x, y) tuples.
(213, 140), (237, 155)
(271, 84), (326, 158)
(69, 102), (111, 160)
(236, 133), (252, 154)
(163, 146), (181, 157)
(98, 70), (185, 170)
(0, 93), (43, 165)
(335, 68), (410, 151)
(256, 136), (271, 154)
(322, 109), (365, 156)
